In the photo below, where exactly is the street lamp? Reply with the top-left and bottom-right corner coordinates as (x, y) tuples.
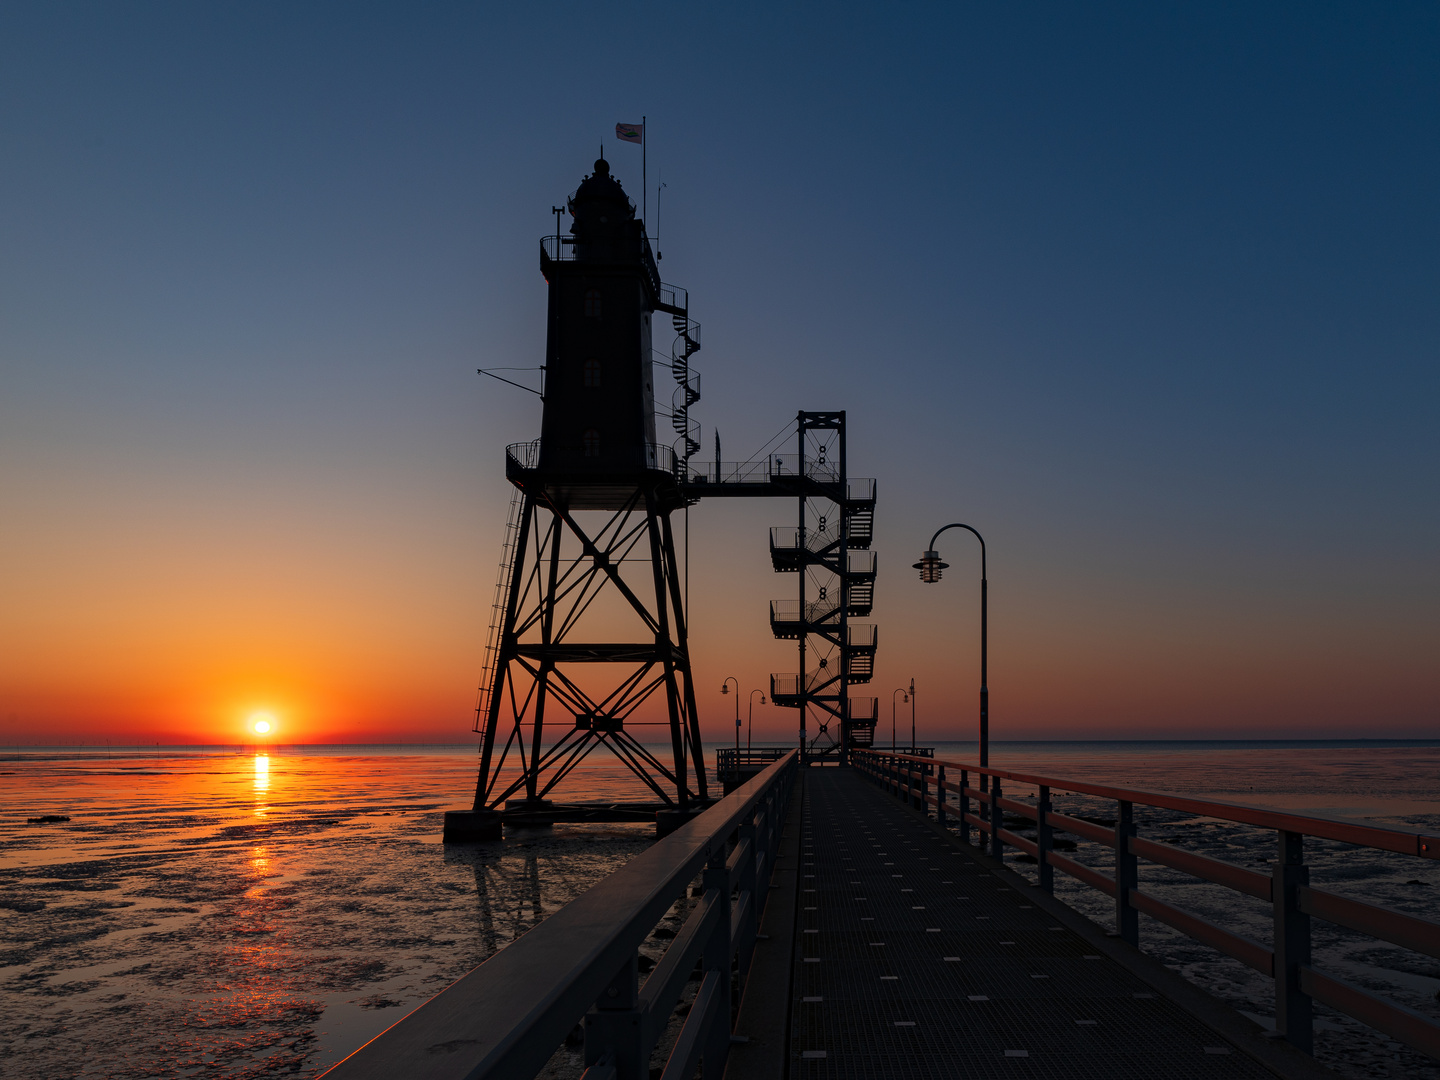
(909, 677), (916, 752)
(720, 677), (740, 751)
(748, 690), (765, 752)
(890, 687), (908, 750)
(915, 524), (988, 775)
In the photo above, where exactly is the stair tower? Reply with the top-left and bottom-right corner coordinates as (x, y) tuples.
(460, 158), (706, 832)
(766, 412), (880, 762)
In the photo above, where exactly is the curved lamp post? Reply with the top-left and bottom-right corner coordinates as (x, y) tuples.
(909, 677), (916, 752)
(748, 689), (765, 752)
(720, 677), (740, 751)
(915, 524), (988, 776)
(890, 687), (908, 750)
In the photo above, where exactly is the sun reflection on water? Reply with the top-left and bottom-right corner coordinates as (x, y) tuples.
(253, 754), (269, 816)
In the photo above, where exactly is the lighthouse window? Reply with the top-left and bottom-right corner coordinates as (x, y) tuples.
(582, 428), (601, 457)
(583, 289), (602, 318)
(583, 358), (601, 387)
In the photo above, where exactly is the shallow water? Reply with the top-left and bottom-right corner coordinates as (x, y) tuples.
(0, 750), (655, 1078)
(2, 743), (1438, 1078)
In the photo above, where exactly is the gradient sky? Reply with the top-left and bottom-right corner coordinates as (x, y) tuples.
(2, 3), (1437, 745)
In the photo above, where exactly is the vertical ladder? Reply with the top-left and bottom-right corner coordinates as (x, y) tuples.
(471, 487), (526, 732)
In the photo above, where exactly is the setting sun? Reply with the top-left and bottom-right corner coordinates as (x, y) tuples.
(249, 712), (274, 735)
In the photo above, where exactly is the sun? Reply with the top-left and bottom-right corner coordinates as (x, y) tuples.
(249, 712), (275, 735)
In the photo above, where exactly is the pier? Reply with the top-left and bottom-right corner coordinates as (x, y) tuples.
(767, 767), (1299, 1077)
(325, 752), (1439, 1079)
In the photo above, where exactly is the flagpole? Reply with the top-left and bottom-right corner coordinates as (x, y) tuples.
(642, 115), (647, 232)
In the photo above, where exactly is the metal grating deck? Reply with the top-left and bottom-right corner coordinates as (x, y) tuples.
(788, 768), (1272, 1078)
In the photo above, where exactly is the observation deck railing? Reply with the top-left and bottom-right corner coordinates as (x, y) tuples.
(506, 440), (678, 478)
(769, 668), (841, 705)
(854, 750), (1440, 1062)
(846, 623), (878, 652)
(684, 458), (775, 486)
(847, 696), (879, 724)
(845, 477), (877, 505)
(540, 233), (666, 309)
(769, 525), (839, 555)
(321, 752), (799, 1080)
(769, 533), (879, 574)
(506, 439), (541, 470)
(770, 598), (843, 628)
(678, 456), (876, 499)
(845, 550), (877, 580)
(769, 455), (839, 484)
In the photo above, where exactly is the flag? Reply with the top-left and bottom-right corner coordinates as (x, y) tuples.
(615, 122), (643, 144)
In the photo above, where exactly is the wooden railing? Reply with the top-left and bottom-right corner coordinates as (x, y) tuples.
(854, 749), (1440, 1062)
(322, 752), (798, 1080)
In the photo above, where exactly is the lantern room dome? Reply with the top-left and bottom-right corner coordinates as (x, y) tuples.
(572, 158), (634, 220)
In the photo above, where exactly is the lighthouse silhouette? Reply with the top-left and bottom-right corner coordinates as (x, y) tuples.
(537, 158), (664, 482)
(444, 154), (879, 843)
(446, 156), (706, 842)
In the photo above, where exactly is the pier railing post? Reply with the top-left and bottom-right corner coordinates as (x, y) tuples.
(1274, 830), (1313, 1054)
(734, 815), (758, 983)
(918, 761), (929, 817)
(989, 776), (1003, 860)
(1037, 784), (1053, 892)
(959, 770), (970, 846)
(701, 842), (732, 1078)
(1115, 800), (1138, 946)
(936, 764), (947, 827)
(584, 955), (643, 1080)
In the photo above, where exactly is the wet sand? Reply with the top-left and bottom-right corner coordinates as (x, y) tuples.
(2, 744), (1437, 1079)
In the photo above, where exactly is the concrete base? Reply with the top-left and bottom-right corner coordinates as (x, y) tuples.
(503, 798), (557, 827)
(442, 809), (502, 843)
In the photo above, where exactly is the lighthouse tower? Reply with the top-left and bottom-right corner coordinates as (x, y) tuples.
(537, 158), (661, 482)
(451, 157), (706, 839)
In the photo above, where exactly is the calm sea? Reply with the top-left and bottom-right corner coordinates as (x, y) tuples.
(2, 740), (1437, 1079)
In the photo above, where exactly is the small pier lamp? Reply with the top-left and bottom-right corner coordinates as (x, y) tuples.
(915, 524), (989, 774)
(721, 677), (740, 751)
(914, 550), (948, 582)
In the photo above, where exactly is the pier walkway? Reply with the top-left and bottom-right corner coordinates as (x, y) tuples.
(326, 750), (1439, 1080)
(776, 768), (1312, 1079)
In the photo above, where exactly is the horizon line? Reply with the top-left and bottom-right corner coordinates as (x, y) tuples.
(5, 737), (1439, 751)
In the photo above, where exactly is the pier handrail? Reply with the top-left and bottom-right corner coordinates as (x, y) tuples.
(322, 751), (799, 1080)
(854, 749), (1440, 1063)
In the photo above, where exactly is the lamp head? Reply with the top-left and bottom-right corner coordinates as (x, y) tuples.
(720, 683), (729, 695)
(914, 549), (948, 583)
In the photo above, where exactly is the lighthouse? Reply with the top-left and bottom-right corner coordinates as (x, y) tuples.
(448, 155), (706, 842)
(444, 153), (879, 844)
(537, 157), (665, 484)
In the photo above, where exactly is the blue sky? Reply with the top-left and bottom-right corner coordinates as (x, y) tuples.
(1, 2), (1436, 741)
